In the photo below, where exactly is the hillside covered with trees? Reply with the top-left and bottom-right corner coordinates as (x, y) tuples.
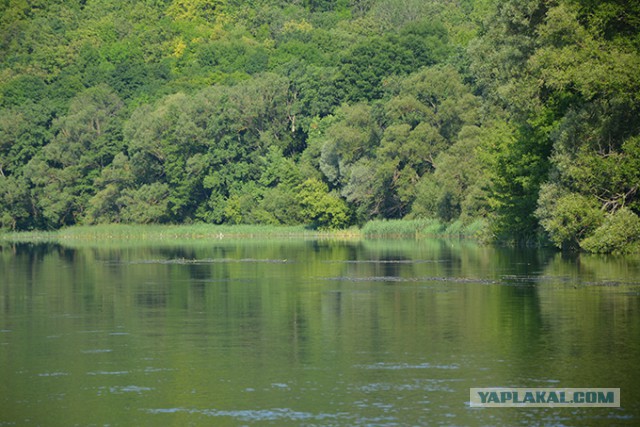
(1, 0), (639, 252)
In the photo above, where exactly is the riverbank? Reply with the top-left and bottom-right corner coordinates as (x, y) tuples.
(0, 224), (353, 242)
(362, 218), (489, 240)
(0, 219), (489, 243)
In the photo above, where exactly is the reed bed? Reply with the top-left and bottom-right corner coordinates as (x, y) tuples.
(0, 223), (361, 242)
(1, 220), (487, 243)
(362, 218), (489, 239)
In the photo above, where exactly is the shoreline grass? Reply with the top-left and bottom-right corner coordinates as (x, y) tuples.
(0, 219), (488, 243)
(0, 223), (363, 243)
(361, 218), (490, 240)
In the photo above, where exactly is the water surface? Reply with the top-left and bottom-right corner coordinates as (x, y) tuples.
(1, 239), (639, 426)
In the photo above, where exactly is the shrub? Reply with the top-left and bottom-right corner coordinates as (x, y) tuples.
(580, 208), (640, 254)
(536, 184), (604, 250)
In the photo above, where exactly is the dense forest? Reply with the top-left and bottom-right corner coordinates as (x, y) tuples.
(1, 0), (639, 252)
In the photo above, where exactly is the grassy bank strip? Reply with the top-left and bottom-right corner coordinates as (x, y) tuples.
(1, 219), (488, 243)
(361, 218), (489, 239)
(0, 223), (363, 242)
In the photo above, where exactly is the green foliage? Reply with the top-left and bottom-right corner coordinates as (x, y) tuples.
(1, 0), (639, 253)
(580, 208), (640, 254)
(524, 1), (640, 250)
(312, 64), (484, 223)
(410, 125), (489, 222)
(421, 218), (446, 236)
(487, 122), (552, 241)
(167, 0), (227, 23)
(0, 75), (48, 107)
(0, 100), (54, 176)
(467, 1), (553, 243)
(361, 218), (434, 237)
(118, 183), (171, 224)
(460, 218), (490, 240)
(337, 19), (450, 102)
(296, 178), (350, 229)
(536, 184), (604, 250)
(0, 175), (31, 230)
(361, 217), (488, 238)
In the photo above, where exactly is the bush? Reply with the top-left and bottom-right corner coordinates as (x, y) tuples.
(296, 178), (350, 230)
(536, 184), (604, 250)
(580, 208), (640, 254)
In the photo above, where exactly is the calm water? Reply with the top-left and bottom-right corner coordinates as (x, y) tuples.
(1, 239), (639, 426)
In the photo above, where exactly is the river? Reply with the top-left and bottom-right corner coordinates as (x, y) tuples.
(1, 239), (639, 426)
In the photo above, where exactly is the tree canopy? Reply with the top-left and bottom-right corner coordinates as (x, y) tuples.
(1, 0), (639, 252)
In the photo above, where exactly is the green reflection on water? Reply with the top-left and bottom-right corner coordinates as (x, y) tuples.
(1, 239), (639, 426)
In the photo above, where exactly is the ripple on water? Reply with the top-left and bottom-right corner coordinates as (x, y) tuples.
(144, 407), (345, 422)
(270, 383), (290, 390)
(87, 371), (129, 376)
(354, 362), (459, 370)
(37, 372), (69, 377)
(143, 367), (176, 373)
(81, 349), (113, 354)
(357, 379), (456, 393)
(109, 385), (154, 394)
